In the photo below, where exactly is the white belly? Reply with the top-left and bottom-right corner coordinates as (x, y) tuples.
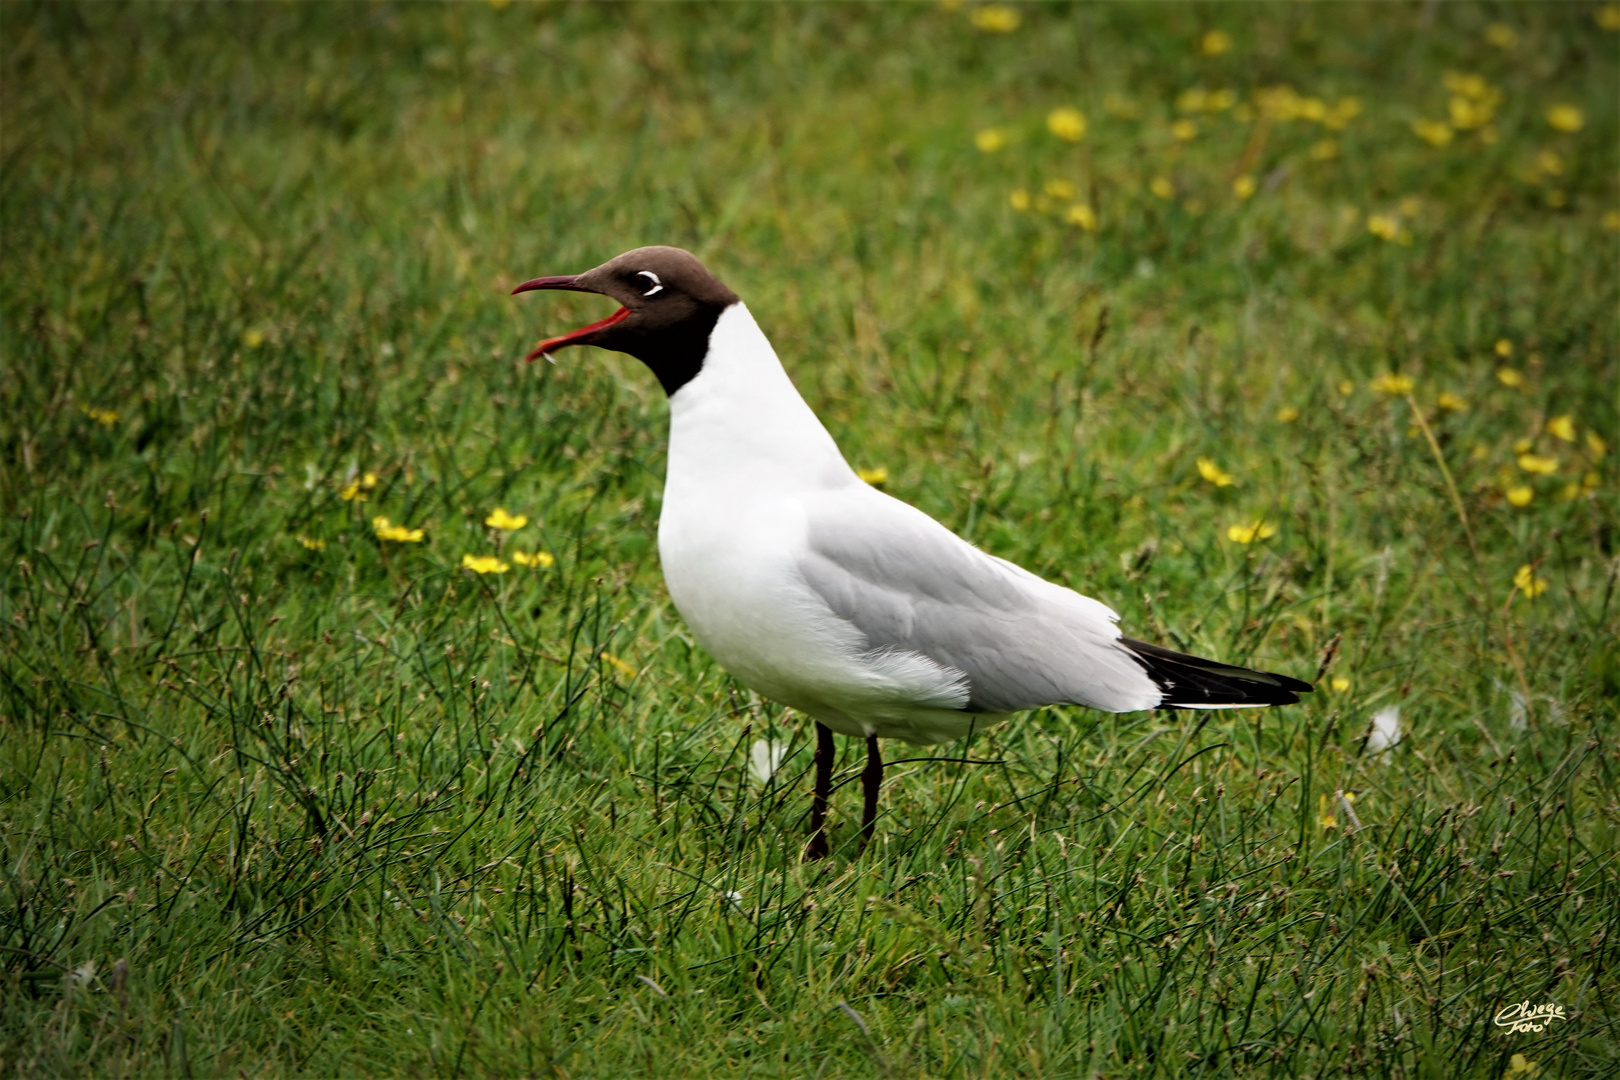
(657, 497), (990, 745)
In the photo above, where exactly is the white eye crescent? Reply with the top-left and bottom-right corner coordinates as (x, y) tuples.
(635, 270), (663, 297)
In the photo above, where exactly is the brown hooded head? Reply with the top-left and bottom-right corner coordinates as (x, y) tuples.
(511, 246), (739, 396)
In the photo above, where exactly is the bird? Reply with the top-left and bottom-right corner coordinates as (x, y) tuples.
(511, 246), (1312, 860)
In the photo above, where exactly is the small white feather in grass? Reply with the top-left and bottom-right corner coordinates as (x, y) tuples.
(748, 739), (787, 785)
(1509, 690), (1528, 733)
(1367, 705), (1402, 758)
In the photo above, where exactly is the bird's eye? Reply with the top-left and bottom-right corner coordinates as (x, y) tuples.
(634, 270), (663, 297)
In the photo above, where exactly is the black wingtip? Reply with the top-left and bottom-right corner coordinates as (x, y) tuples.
(1121, 638), (1313, 708)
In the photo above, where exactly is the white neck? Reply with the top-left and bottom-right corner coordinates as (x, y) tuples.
(664, 303), (857, 495)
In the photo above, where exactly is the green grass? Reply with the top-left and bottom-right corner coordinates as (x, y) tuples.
(3, 2), (1618, 1076)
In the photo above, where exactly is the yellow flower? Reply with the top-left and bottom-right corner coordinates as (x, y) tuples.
(1411, 119), (1454, 147)
(1309, 138), (1339, 161)
(1369, 373), (1414, 396)
(1149, 176), (1175, 200)
(1585, 431), (1608, 459)
(1546, 105), (1584, 133)
(372, 516), (424, 543)
(1009, 188), (1032, 211)
(970, 4), (1020, 33)
(1065, 203), (1098, 231)
(340, 471), (380, 501)
(1322, 97), (1362, 130)
(1606, 210), (1620, 233)
(974, 128), (1007, 153)
(297, 536), (326, 551)
(1513, 564), (1548, 600)
(511, 550), (555, 569)
(1330, 676), (1351, 692)
(1255, 85), (1304, 121)
(1196, 457), (1235, 487)
(1175, 87), (1210, 113)
(1503, 1052), (1541, 1078)
(485, 507), (528, 530)
(1200, 29), (1232, 56)
(1317, 793), (1338, 831)
(1047, 107), (1087, 142)
(1208, 88), (1236, 111)
(1289, 97), (1322, 123)
(600, 652), (638, 679)
(242, 329), (266, 348)
(1494, 339), (1513, 358)
(1276, 406), (1300, 423)
(1513, 437), (1533, 455)
(81, 406), (120, 427)
(1535, 150), (1565, 177)
(1103, 92), (1141, 119)
(1367, 214), (1400, 241)
(856, 466), (889, 486)
(1601, 4), (1620, 30)
(1484, 22), (1517, 48)
(461, 554), (508, 574)
(1546, 415), (1576, 442)
(1441, 74), (1501, 131)
(1437, 392), (1466, 411)
(1495, 368), (1524, 388)
(1170, 118), (1198, 141)
(1316, 791), (1353, 831)
(1044, 178), (1077, 200)
(1231, 174), (1257, 200)
(1449, 96), (1494, 130)
(1338, 379), (1354, 396)
(1227, 519), (1276, 544)
(1518, 454), (1558, 475)
(1505, 485), (1533, 507)
(1443, 72), (1490, 100)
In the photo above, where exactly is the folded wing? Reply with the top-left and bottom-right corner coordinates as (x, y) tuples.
(796, 489), (1311, 714)
(796, 491), (1162, 713)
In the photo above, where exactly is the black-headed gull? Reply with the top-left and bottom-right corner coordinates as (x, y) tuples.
(513, 246), (1311, 859)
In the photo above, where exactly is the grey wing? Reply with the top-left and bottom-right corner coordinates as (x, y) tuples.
(796, 491), (1163, 713)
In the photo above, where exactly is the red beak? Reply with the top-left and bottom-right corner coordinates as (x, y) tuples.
(511, 274), (628, 363)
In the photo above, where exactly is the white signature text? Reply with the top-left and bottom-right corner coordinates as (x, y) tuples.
(1494, 1001), (1567, 1034)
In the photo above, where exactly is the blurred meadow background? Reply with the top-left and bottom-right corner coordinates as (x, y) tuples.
(3, 2), (1618, 1076)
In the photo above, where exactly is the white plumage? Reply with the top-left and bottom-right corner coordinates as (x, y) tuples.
(512, 245), (1310, 858)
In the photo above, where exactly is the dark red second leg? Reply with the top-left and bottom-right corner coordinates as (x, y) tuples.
(803, 722), (836, 861)
(859, 733), (882, 852)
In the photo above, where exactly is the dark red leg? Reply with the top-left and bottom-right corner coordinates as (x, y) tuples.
(803, 722), (835, 861)
(859, 733), (882, 852)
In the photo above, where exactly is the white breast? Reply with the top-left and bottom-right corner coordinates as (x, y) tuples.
(656, 305), (979, 742)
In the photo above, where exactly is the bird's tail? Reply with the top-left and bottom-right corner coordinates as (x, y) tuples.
(1120, 638), (1313, 708)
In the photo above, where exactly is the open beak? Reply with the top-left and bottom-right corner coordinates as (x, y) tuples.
(511, 274), (628, 363)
